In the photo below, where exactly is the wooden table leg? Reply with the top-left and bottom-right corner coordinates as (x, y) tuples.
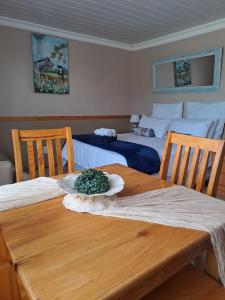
(0, 231), (22, 300)
(0, 263), (21, 300)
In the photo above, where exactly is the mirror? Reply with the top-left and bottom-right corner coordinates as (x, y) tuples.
(152, 48), (222, 94)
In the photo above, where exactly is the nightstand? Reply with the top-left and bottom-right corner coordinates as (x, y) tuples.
(217, 157), (225, 200)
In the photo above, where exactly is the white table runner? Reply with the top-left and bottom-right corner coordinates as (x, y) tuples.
(93, 185), (225, 286)
(0, 177), (65, 212)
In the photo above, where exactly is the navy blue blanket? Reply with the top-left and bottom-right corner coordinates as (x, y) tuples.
(87, 134), (117, 143)
(73, 134), (160, 175)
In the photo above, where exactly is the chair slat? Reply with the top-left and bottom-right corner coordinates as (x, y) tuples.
(196, 150), (210, 193)
(27, 141), (36, 179)
(178, 146), (191, 185)
(12, 129), (24, 182)
(19, 128), (65, 138)
(159, 131), (173, 180)
(55, 139), (63, 175)
(171, 133), (219, 152)
(171, 144), (182, 184)
(47, 139), (55, 176)
(66, 127), (75, 173)
(21, 136), (65, 142)
(207, 141), (225, 197)
(36, 140), (45, 177)
(187, 147), (200, 189)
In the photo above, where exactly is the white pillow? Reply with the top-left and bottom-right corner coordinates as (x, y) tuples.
(207, 119), (218, 138)
(152, 102), (183, 118)
(169, 119), (212, 138)
(139, 115), (170, 138)
(184, 101), (225, 139)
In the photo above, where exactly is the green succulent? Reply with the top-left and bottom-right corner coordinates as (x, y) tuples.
(74, 169), (110, 195)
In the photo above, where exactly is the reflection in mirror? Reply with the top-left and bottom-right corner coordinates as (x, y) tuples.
(153, 48), (222, 93)
(156, 56), (215, 89)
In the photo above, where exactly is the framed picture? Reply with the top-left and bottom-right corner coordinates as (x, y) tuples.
(173, 60), (192, 87)
(32, 33), (69, 94)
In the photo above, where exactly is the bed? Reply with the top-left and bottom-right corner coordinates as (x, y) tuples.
(62, 133), (166, 172)
(62, 101), (225, 175)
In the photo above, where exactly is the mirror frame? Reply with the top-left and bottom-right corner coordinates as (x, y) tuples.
(152, 47), (223, 94)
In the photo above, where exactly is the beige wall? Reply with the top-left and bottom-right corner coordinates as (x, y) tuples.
(1, 25), (225, 159)
(2, 26), (225, 119)
(130, 28), (225, 114)
(0, 26), (132, 158)
(0, 26), (131, 116)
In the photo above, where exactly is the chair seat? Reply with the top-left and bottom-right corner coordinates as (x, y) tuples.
(142, 264), (225, 300)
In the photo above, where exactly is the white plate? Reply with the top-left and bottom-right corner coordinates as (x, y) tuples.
(57, 172), (124, 198)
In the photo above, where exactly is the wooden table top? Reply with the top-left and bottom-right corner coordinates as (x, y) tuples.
(0, 164), (210, 300)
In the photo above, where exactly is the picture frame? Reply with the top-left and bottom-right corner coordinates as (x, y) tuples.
(32, 33), (69, 94)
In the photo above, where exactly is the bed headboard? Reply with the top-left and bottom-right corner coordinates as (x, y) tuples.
(183, 101), (225, 140)
(151, 101), (225, 139)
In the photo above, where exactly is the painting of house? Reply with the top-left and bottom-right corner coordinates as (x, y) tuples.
(32, 33), (69, 94)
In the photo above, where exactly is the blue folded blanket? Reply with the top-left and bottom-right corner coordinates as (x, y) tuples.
(73, 134), (160, 175)
(90, 134), (117, 143)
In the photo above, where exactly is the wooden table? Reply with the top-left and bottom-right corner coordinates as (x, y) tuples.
(0, 164), (211, 300)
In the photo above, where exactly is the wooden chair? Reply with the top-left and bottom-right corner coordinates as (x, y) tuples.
(160, 131), (225, 197)
(12, 127), (74, 182)
(142, 264), (225, 300)
(144, 132), (225, 300)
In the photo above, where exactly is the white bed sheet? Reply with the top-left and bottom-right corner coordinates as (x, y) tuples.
(62, 133), (166, 172)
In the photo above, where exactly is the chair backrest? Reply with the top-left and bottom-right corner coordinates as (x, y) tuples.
(12, 127), (74, 182)
(160, 131), (225, 197)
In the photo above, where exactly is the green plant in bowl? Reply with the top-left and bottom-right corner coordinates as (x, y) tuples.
(74, 169), (110, 195)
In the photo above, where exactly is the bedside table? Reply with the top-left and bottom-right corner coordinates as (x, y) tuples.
(217, 157), (225, 200)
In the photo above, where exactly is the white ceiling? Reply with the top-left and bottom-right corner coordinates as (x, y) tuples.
(1, 0), (225, 47)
